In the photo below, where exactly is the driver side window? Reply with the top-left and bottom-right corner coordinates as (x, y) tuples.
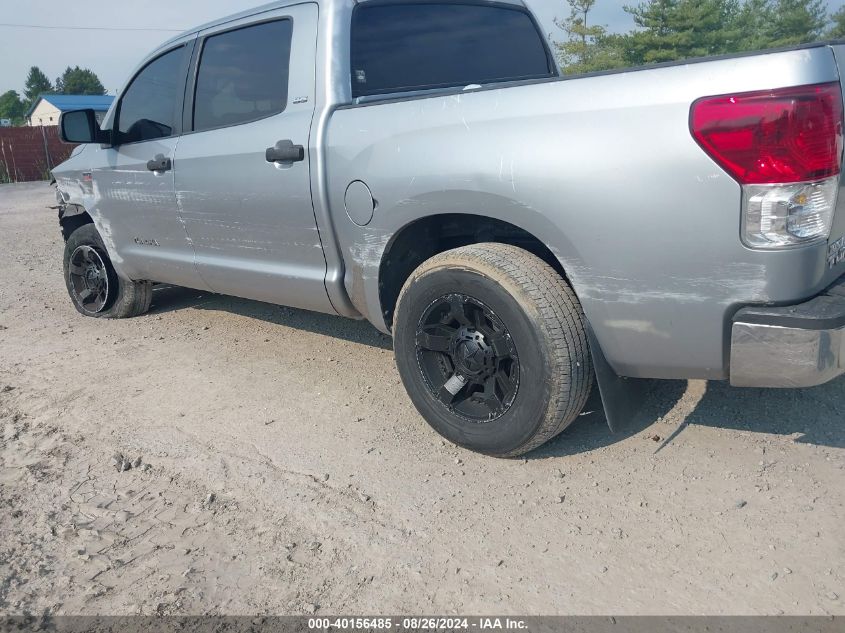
(117, 46), (186, 144)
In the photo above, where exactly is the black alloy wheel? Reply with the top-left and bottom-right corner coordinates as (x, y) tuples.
(67, 245), (110, 314)
(63, 223), (153, 319)
(394, 243), (593, 457)
(415, 293), (519, 422)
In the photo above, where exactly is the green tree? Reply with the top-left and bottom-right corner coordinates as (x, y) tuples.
(733, 0), (776, 51)
(621, 0), (678, 64)
(828, 6), (845, 38)
(622, 0), (744, 65)
(764, 0), (827, 46)
(555, 0), (625, 73)
(23, 66), (53, 106)
(554, 0), (833, 73)
(0, 90), (25, 124)
(55, 66), (106, 95)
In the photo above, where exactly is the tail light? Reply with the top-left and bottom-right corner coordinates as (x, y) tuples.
(691, 82), (843, 248)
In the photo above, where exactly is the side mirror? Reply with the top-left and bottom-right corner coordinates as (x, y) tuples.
(59, 109), (106, 144)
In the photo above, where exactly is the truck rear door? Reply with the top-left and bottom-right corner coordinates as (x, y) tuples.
(173, 3), (333, 313)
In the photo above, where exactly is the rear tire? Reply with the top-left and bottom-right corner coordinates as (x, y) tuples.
(394, 243), (593, 457)
(63, 224), (152, 319)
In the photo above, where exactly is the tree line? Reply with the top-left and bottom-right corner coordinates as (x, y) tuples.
(0, 66), (106, 125)
(557, 0), (843, 74)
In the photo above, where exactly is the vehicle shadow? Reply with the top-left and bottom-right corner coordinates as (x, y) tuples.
(148, 284), (393, 351)
(533, 374), (845, 458)
(148, 285), (845, 454)
(684, 378), (845, 449)
(529, 379), (687, 459)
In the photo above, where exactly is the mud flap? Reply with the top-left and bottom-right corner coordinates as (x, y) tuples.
(586, 326), (651, 432)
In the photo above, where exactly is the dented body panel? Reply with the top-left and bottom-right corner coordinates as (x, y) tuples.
(327, 46), (844, 380)
(52, 0), (845, 385)
(172, 3), (334, 314)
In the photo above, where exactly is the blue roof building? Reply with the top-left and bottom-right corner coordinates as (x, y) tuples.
(27, 94), (114, 127)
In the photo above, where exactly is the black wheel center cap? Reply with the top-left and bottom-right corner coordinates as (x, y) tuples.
(451, 329), (493, 377)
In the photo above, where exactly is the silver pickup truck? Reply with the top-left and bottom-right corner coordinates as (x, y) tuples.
(53, 0), (845, 457)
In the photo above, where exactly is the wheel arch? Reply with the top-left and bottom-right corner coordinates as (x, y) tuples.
(377, 213), (569, 332)
(59, 204), (94, 241)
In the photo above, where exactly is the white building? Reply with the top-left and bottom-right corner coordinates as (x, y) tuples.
(27, 94), (114, 127)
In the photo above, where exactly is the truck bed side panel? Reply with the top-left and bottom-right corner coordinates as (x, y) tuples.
(326, 47), (841, 380)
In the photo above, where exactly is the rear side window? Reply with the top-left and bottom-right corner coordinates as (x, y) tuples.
(118, 46), (186, 143)
(193, 20), (292, 132)
(350, 3), (553, 98)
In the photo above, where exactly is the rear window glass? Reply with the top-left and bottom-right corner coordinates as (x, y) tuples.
(193, 20), (292, 132)
(350, 3), (553, 98)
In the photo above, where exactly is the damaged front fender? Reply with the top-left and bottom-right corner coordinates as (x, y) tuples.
(53, 183), (93, 241)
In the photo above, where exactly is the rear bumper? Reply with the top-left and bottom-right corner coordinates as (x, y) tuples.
(730, 275), (845, 388)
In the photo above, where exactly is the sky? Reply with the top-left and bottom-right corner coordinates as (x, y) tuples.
(2, 0), (845, 95)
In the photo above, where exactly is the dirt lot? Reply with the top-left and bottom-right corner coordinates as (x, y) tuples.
(1, 181), (843, 616)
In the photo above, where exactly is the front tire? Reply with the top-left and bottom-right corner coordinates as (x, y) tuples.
(63, 224), (152, 319)
(394, 243), (593, 457)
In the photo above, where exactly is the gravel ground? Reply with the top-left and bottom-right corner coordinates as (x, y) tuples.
(1, 181), (843, 616)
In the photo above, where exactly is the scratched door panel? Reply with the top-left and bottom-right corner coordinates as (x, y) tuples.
(174, 3), (333, 314)
(94, 138), (210, 288)
(93, 41), (207, 289)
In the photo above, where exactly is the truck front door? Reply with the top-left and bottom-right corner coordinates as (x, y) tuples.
(96, 40), (207, 289)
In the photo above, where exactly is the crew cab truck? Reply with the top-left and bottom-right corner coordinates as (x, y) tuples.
(53, 0), (845, 457)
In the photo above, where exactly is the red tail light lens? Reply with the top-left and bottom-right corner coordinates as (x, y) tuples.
(691, 82), (843, 184)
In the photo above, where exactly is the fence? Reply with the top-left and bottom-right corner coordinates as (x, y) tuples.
(0, 126), (77, 183)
